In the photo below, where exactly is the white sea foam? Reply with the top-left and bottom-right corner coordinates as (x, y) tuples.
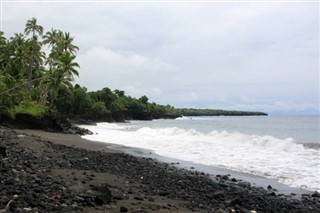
(81, 122), (320, 192)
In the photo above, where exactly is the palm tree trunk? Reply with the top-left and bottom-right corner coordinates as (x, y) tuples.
(28, 32), (36, 98)
(28, 56), (33, 97)
(40, 85), (49, 105)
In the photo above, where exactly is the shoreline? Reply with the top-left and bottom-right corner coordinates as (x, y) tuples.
(17, 129), (310, 195)
(1, 127), (320, 212)
(15, 128), (318, 195)
(127, 149), (311, 196)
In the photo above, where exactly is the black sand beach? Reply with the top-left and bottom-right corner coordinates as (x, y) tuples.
(1, 126), (320, 213)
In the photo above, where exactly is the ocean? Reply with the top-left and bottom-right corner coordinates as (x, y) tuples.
(80, 116), (320, 192)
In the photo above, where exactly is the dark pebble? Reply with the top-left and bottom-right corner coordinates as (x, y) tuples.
(120, 206), (128, 212)
(221, 175), (229, 180)
(231, 178), (237, 182)
(134, 196), (144, 201)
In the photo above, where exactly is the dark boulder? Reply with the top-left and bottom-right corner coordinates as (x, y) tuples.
(0, 146), (7, 158)
(120, 206), (128, 212)
(94, 186), (112, 205)
(312, 191), (320, 198)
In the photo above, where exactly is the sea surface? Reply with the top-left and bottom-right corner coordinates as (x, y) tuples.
(81, 116), (320, 192)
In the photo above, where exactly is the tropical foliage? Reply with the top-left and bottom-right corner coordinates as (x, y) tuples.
(0, 18), (177, 121)
(0, 18), (80, 119)
(55, 85), (177, 121)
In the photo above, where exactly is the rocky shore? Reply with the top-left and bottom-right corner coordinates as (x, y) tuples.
(0, 126), (319, 213)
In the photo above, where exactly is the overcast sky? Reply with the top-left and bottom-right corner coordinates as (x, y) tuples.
(1, 0), (319, 115)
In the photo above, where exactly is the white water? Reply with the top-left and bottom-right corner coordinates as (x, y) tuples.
(81, 116), (320, 192)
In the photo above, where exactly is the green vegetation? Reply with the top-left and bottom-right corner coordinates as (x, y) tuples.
(176, 108), (268, 116)
(0, 18), (177, 122)
(55, 85), (177, 121)
(0, 18), (267, 124)
(13, 101), (47, 118)
(0, 18), (80, 120)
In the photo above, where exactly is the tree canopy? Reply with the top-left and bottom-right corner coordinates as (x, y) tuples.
(0, 18), (178, 122)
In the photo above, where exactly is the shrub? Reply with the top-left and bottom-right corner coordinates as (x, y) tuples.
(13, 101), (48, 118)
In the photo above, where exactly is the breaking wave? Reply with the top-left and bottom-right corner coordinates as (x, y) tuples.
(81, 122), (320, 192)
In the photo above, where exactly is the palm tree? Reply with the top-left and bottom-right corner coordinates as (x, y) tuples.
(0, 31), (6, 49)
(41, 69), (72, 106)
(7, 34), (25, 82)
(47, 32), (79, 56)
(54, 52), (79, 80)
(60, 32), (79, 55)
(43, 29), (63, 61)
(43, 30), (79, 69)
(24, 18), (44, 96)
(41, 52), (79, 105)
(0, 33), (29, 115)
(41, 29), (79, 105)
(43, 29), (60, 48)
(0, 32), (8, 71)
(24, 17), (44, 38)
